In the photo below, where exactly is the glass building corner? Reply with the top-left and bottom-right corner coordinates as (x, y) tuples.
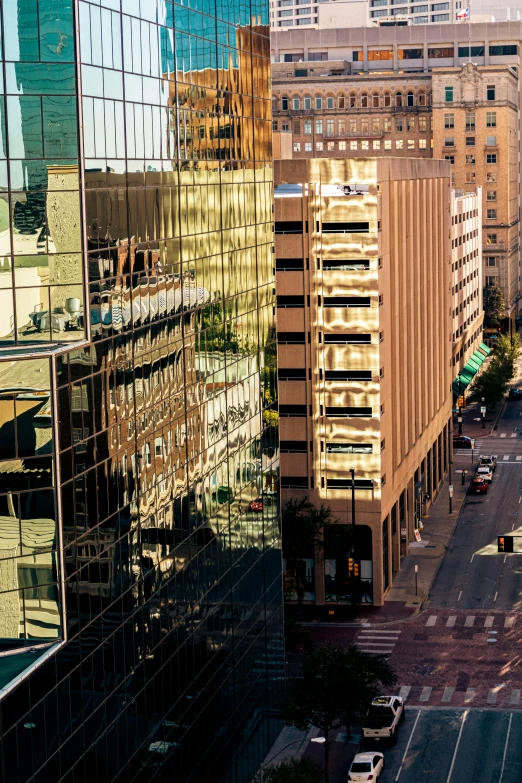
(0, 1), (283, 782)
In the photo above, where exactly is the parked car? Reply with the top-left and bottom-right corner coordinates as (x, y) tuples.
(362, 695), (404, 745)
(479, 455), (497, 472)
(471, 477), (489, 494)
(348, 753), (384, 782)
(476, 466), (493, 483)
(509, 388), (522, 400)
(247, 498), (263, 512)
(453, 436), (472, 449)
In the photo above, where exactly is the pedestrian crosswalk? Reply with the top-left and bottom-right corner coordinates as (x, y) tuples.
(425, 614), (516, 628)
(454, 439), (485, 456)
(395, 683), (522, 708)
(355, 626), (401, 656)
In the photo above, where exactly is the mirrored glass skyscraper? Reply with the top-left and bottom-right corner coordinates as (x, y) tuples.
(0, 1), (282, 781)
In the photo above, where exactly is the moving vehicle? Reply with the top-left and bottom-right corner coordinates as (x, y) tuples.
(362, 696), (404, 745)
(348, 753), (384, 782)
(476, 466), (493, 483)
(453, 436), (472, 449)
(509, 388), (522, 400)
(479, 455), (497, 472)
(471, 477), (488, 495)
(247, 498), (263, 512)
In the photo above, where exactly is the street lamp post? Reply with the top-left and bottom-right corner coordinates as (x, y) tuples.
(414, 564), (418, 596)
(481, 397), (486, 429)
(350, 467), (357, 618)
(458, 374), (463, 435)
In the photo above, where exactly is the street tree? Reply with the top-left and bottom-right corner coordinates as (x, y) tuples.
(483, 286), (505, 329)
(282, 644), (397, 783)
(469, 358), (509, 407)
(282, 498), (346, 611)
(263, 758), (322, 783)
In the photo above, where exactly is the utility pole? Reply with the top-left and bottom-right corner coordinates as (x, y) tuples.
(350, 467), (357, 618)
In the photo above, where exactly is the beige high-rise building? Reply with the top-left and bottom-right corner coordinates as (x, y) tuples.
(271, 22), (521, 329)
(275, 157), (454, 608)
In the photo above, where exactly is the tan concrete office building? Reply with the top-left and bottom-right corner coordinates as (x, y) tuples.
(271, 22), (521, 327)
(275, 158), (453, 607)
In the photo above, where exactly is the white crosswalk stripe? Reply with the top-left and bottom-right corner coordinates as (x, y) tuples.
(426, 615), (437, 626)
(500, 433), (507, 438)
(396, 686), (522, 706)
(355, 628), (401, 655)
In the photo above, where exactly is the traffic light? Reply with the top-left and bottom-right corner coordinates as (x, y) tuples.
(498, 536), (514, 553)
(354, 563), (359, 577)
(457, 396), (466, 408)
(348, 557), (354, 573)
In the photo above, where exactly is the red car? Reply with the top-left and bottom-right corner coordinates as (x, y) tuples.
(248, 498), (263, 512)
(471, 477), (488, 494)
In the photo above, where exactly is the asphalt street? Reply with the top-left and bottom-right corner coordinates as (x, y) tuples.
(430, 396), (522, 610)
(380, 709), (522, 783)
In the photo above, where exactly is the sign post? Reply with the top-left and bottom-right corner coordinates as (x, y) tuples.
(449, 483), (453, 514)
(481, 404), (486, 429)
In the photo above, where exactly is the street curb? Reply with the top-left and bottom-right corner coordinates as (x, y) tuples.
(490, 398), (507, 433)
(418, 486), (469, 613)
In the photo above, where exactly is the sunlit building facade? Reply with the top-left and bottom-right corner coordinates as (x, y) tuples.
(0, 2), (282, 782)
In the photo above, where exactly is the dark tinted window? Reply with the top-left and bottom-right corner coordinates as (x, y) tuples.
(325, 406), (372, 417)
(280, 440), (308, 452)
(326, 443), (372, 453)
(458, 46), (485, 57)
(324, 334), (371, 344)
(277, 296), (304, 307)
(281, 476), (308, 488)
(489, 45), (518, 56)
(276, 258), (304, 270)
(278, 368), (306, 380)
(327, 478), (373, 489)
(274, 221), (306, 234)
(323, 259), (370, 270)
(279, 405), (307, 416)
(323, 297), (371, 307)
(319, 221), (370, 233)
(278, 332), (306, 343)
(325, 370), (372, 381)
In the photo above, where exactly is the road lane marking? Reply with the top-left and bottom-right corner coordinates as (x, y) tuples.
(457, 591), (462, 601)
(420, 686), (432, 702)
(470, 554), (474, 563)
(464, 688), (476, 704)
(494, 591), (498, 602)
(464, 615), (475, 626)
(447, 616), (457, 627)
(505, 616), (516, 628)
(501, 433), (507, 438)
(396, 710), (421, 781)
(511, 433), (517, 438)
(510, 689), (520, 704)
(426, 615), (437, 626)
(504, 555), (507, 563)
(499, 713), (513, 783)
(503, 454), (510, 460)
(485, 616), (494, 627)
(398, 686), (411, 701)
(442, 687), (454, 703)
(487, 688), (498, 704)
(446, 710), (468, 783)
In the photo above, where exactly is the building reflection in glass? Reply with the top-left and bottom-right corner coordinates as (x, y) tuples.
(0, 1), (282, 782)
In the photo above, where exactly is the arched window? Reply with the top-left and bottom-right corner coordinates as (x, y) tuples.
(349, 93), (356, 108)
(338, 94), (345, 109)
(282, 96), (289, 111)
(304, 95), (312, 110)
(372, 94), (379, 108)
(316, 95), (323, 109)
(395, 92), (402, 107)
(361, 93), (368, 108)
(326, 96), (334, 109)
(418, 92), (426, 106)
(407, 91), (414, 107)
(384, 92), (391, 107)
(293, 97), (300, 110)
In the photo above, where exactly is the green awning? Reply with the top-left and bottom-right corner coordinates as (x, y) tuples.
(467, 356), (482, 373)
(478, 342), (492, 356)
(461, 366), (476, 383)
(471, 349), (486, 366)
(452, 378), (469, 395)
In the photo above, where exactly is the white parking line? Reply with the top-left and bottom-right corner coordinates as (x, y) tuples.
(395, 710), (421, 781)
(499, 713), (513, 783)
(446, 710), (468, 783)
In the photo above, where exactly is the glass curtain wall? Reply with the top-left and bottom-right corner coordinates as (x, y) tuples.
(0, 1), (282, 782)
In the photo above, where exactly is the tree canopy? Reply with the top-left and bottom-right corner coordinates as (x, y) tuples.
(483, 286), (505, 329)
(263, 758), (322, 783)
